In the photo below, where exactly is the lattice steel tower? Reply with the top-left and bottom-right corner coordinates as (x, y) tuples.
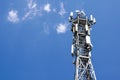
(69, 10), (96, 80)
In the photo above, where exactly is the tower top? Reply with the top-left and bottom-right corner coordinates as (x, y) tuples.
(69, 10), (96, 26)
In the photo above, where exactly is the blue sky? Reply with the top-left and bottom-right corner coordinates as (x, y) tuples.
(0, 0), (120, 80)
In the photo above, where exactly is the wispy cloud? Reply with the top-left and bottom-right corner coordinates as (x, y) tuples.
(28, 0), (37, 9)
(58, 2), (66, 16)
(22, 0), (41, 20)
(44, 3), (51, 12)
(56, 23), (68, 34)
(7, 1), (69, 35)
(7, 10), (19, 23)
(43, 23), (50, 35)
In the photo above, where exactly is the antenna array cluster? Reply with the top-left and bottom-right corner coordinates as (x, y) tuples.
(69, 10), (96, 80)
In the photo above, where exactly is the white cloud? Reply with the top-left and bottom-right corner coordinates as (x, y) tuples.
(22, 0), (41, 20)
(7, 10), (19, 23)
(58, 2), (66, 16)
(28, 0), (37, 9)
(56, 23), (68, 34)
(44, 3), (51, 12)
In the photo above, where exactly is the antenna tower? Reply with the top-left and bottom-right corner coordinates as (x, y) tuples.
(69, 10), (96, 80)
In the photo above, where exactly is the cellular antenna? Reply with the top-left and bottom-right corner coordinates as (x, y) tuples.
(69, 10), (96, 80)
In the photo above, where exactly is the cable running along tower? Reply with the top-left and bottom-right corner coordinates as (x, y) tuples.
(69, 10), (96, 80)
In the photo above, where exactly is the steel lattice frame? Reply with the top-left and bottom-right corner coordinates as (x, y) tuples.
(69, 10), (96, 80)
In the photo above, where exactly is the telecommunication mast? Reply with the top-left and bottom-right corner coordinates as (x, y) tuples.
(69, 10), (96, 80)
